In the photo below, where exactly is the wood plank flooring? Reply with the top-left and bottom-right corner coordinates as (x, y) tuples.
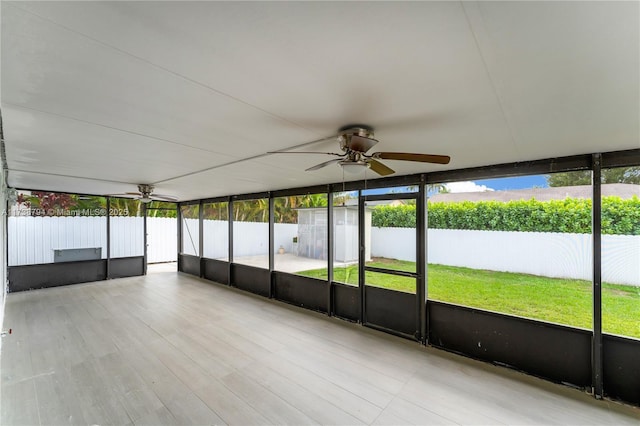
(2, 272), (639, 425)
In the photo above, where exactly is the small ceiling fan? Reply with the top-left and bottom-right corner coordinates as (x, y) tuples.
(270, 125), (450, 176)
(109, 184), (177, 203)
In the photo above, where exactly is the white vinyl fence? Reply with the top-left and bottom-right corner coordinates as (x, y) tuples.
(180, 218), (199, 257)
(372, 227), (640, 286)
(9, 216), (108, 266)
(181, 219), (298, 259)
(110, 216), (144, 258)
(8, 216), (639, 286)
(8, 217), (295, 265)
(8, 216), (176, 265)
(148, 217), (177, 263)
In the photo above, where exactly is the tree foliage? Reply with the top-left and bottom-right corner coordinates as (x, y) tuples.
(183, 195), (328, 223)
(17, 192), (105, 216)
(146, 200), (177, 218)
(371, 196), (640, 235)
(232, 199), (268, 222)
(228, 194), (328, 224)
(202, 202), (228, 220)
(274, 194), (327, 224)
(546, 167), (640, 187)
(16, 192), (177, 217)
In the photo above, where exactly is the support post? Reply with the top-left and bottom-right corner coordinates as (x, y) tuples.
(143, 202), (148, 275)
(176, 203), (182, 272)
(592, 153), (603, 399)
(327, 188), (334, 316)
(228, 197), (233, 285)
(358, 190), (365, 324)
(269, 194), (275, 298)
(199, 200), (204, 277)
(106, 197), (111, 279)
(417, 176), (427, 343)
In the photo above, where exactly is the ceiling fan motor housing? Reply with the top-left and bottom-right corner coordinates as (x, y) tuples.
(138, 184), (154, 196)
(338, 127), (378, 153)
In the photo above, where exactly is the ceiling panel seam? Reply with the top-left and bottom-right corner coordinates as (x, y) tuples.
(3, 103), (335, 189)
(7, 168), (136, 186)
(461, 1), (521, 158)
(152, 135), (337, 185)
(5, 3), (323, 140)
(2, 103), (232, 157)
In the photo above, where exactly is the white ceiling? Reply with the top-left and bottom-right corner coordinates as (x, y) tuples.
(2, 1), (638, 201)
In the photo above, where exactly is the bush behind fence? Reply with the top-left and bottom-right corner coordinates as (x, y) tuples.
(372, 196), (640, 235)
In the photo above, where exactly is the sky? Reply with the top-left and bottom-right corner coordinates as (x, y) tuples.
(448, 175), (549, 193)
(361, 174), (550, 196)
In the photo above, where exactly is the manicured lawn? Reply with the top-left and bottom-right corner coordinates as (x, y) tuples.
(299, 258), (640, 339)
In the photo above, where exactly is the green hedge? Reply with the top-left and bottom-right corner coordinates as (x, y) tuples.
(371, 196), (640, 235)
(370, 204), (417, 228)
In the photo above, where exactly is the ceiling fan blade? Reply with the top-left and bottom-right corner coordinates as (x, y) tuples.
(374, 152), (451, 164)
(306, 158), (343, 171)
(368, 159), (395, 176)
(106, 192), (141, 197)
(267, 151), (343, 156)
(151, 194), (178, 201)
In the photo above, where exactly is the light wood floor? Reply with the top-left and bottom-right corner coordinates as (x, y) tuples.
(2, 272), (639, 425)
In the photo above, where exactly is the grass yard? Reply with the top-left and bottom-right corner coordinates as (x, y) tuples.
(299, 258), (640, 339)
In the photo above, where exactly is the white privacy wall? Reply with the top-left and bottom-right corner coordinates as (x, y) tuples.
(9, 217), (292, 265)
(599, 234), (640, 286)
(202, 219), (227, 259)
(184, 219), (298, 259)
(110, 216), (144, 258)
(371, 227), (640, 286)
(8, 216), (108, 265)
(8, 216), (639, 286)
(200, 221), (297, 259)
(274, 223), (299, 254)
(426, 229), (593, 281)
(8, 216), (177, 265)
(112, 217), (178, 262)
(181, 218), (199, 256)
(230, 222), (295, 257)
(370, 227), (416, 263)
(147, 217), (177, 263)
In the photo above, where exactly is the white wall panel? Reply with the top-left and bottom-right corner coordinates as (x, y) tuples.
(8, 217), (638, 285)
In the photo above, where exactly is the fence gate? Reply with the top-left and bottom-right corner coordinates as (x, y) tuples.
(146, 202), (178, 267)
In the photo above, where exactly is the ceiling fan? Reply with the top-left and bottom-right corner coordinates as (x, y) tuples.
(270, 125), (450, 176)
(109, 184), (177, 203)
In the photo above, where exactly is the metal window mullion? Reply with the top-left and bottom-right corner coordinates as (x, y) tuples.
(269, 194), (275, 298)
(143, 202), (148, 275)
(177, 204), (183, 254)
(199, 200), (204, 277)
(363, 192), (418, 202)
(363, 266), (417, 278)
(106, 197), (111, 279)
(417, 175), (427, 344)
(592, 153), (603, 399)
(228, 197), (233, 285)
(358, 190), (365, 324)
(327, 188), (334, 316)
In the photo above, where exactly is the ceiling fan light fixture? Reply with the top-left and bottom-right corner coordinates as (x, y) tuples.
(339, 160), (370, 174)
(139, 196), (153, 204)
